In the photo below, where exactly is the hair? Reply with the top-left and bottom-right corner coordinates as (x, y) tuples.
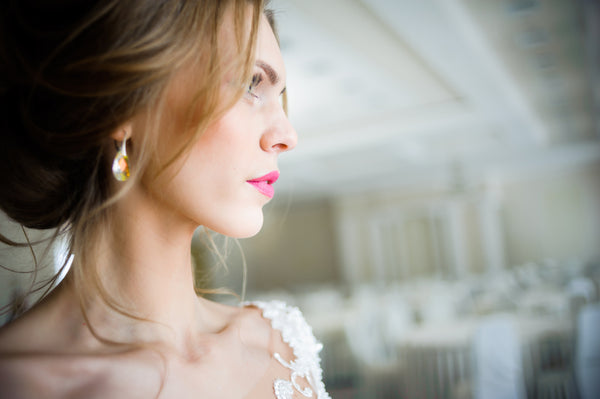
(0, 0), (277, 330)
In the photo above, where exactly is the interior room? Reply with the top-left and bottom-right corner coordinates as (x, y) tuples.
(207, 0), (600, 397)
(1, 0), (599, 398)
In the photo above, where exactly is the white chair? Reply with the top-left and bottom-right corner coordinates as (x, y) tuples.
(567, 277), (596, 323)
(574, 303), (600, 399)
(343, 287), (402, 398)
(381, 286), (413, 346)
(567, 277), (596, 303)
(344, 287), (391, 367)
(471, 314), (525, 399)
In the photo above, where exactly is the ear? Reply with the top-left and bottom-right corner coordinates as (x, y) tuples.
(110, 122), (133, 142)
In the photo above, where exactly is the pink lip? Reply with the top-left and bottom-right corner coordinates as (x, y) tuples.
(247, 171), (280, 199)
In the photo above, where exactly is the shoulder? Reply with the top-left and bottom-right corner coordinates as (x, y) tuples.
(0, 315), (160, 399)
(0, 296), (93, 398)
(244, 300), (323, 356)
(0, 353), (99, 399)
(242, 300), (331, 399)
(0, 347), (162, 399)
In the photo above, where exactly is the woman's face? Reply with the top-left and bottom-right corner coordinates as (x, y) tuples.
(144, 14), (297, 238)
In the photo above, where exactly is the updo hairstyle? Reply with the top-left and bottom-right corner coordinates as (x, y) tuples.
(0, 0), (266, 317)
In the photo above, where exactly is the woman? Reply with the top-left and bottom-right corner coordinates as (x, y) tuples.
(0, 1), (330, 398)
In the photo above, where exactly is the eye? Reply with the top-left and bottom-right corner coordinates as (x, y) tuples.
(247, 73), (263, 98)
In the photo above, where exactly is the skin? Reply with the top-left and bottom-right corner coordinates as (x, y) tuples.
(0, 13), (305, 399)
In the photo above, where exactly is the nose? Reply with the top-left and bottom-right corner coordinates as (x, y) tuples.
(260, 108), (298, 153)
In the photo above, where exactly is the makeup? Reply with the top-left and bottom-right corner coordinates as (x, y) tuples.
(247, 171), (279, 198)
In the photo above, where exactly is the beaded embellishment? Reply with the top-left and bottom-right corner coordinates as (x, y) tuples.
(245, 301), (331, 399)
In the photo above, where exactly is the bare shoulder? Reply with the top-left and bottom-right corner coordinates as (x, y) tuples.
(238, 304), (275, 348)
(0, 295), (86, 398)
(0, 353), (90, 399)
(0, 345), (162, 399)
(240, 301), (302, 360)
(0, 306), (159, 398)
(0, 354), (49, 399)
(0, 348), (92, 399)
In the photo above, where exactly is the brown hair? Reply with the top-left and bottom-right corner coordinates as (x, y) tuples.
(0, 0), (271, 325)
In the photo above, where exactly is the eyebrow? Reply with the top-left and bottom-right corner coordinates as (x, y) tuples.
(256, 60), (280, 85)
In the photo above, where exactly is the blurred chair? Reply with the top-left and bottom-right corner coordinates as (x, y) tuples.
(567, 277), (596, 324)
(574, 303), (600, 399)
(471, 314), (525, 399)
(318, 329), (360, 397)
(535, 369), (577, 399)
(520, 322), (575, 399)
(567, 277), (596, 302)
(344, 286), (392, 366)
(531, 333), (576, 399)
(402, 319), (476, 399)
(344, 285), (403, 398)
(406, 339), (472, 399)
(381, 286), (413, 347)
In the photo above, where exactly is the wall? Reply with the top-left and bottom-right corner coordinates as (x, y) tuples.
(0, 216), (62, 326)
(205, 197), (342, 296)
(501, 161), (600, 267)
(226, 160), (600, 291)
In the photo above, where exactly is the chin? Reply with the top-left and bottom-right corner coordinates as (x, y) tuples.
(211, 211), (264, 239)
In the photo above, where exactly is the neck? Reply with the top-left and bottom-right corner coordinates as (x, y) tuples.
(69, 183), (225, 352)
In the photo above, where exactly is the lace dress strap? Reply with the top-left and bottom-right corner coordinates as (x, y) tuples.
(244, 300), (331, 399)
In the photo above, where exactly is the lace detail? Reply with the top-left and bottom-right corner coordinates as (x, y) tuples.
(245, 300), (331, 399)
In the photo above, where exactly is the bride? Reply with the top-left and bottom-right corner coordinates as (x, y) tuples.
(0, 1), (329, 398)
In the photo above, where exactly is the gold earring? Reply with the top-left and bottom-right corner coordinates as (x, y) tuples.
(112, 136), (130, 182)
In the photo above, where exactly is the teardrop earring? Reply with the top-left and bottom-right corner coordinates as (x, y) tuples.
(112, 136), (130, 182)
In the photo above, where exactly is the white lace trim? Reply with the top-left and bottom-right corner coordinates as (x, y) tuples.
(245, 300), (331, 399)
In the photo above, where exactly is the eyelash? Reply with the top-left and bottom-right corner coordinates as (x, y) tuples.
(247, 73), (263, 97)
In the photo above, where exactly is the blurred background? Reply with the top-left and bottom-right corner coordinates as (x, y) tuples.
(2, 0), (600, 398)
(211, 0), (600, 397)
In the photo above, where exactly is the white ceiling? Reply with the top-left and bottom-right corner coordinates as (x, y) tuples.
(269, 0), (600, 198)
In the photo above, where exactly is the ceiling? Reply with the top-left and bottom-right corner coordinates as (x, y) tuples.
(269, 0), (600, 198)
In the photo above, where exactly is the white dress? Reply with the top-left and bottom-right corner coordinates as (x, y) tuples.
(245, 300), (331, 399)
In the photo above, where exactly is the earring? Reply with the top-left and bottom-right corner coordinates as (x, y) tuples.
(112, 136), (130, 182)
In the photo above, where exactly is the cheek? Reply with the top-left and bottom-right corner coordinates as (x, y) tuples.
(202, 117), (237, 147)
(199, 106), (255, 161)
(190, 120), (236, 170)
(180, 114), (247, 195)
